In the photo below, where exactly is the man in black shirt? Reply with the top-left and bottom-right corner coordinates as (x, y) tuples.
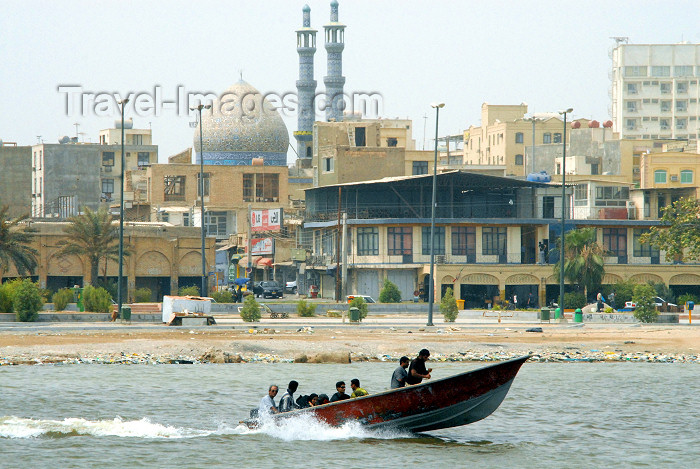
(329, 381), (350, 402)
(405, 349), (432, 385)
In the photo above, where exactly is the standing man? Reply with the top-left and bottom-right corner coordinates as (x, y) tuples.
(349, 378), (369, 398)
(329, 381), (350, 402)
(609, 291), (616, 310)
(406, 349), (432, 385)
(390, 356), (409, 388)
(278, 380), (299, 413)
(259, 384), (279, 415)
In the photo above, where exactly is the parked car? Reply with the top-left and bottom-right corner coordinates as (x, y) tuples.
(253, 281), (283, 299)
(624, 297), (677, 310)
(346, 294), (376, 304)
(285, 280), (297, 294)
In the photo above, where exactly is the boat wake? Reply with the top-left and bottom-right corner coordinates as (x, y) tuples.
(0, 415), (214, 439)
(235, 413), (414, 441)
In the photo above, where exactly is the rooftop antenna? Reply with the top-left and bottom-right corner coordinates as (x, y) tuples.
(610, 36), (629, 45)
(239, 69), (243, 81)
(422, 114), (428, 150)
(74, 122), (80, 138)
(36, 135), (42, 144)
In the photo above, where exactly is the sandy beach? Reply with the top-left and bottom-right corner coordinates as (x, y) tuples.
(1, 318), (698, 365)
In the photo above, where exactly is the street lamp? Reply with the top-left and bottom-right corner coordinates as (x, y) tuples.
(427, 102), (445, 327)
(117, 98), (129, 319)
(191, 103), (212, 297)
(558, 107), (573, 320)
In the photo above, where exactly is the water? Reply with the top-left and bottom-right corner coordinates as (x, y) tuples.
(2, 362), (698, 468)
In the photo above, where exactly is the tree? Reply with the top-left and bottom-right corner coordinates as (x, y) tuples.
(13, 279), (44, 322)
(641, 197), (700, 262)
(554, 228), (605, 301)
(632, 283), (658, 323)
(55, 207), (124, 285)
(349, 296), (368, 320)
(240, 294), (261, 322)
(440, 287), (459, 322)
(0, 205), (38, 280)
(379, 279), (402, 303)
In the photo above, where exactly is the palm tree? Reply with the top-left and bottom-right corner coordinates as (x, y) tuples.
(0, 205), (39, 280)
(554, 227), (605, 301)
(55, 207), (124, 285)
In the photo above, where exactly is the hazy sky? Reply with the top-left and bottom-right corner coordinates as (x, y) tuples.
(2, 1), (698, 163)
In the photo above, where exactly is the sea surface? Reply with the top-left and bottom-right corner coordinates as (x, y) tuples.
(1, 361), (698, 469)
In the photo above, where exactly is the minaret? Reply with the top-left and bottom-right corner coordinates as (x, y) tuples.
(295, 5), (317, 160)
(324, 0), (346, 122)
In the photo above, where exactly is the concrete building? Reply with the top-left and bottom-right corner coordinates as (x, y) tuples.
(312, 118), (433, 187)
(610, 41), (700, 141)
(294, 4), (318, 161)
(0, 143), (32, 217)
(323, 0), (346, 122)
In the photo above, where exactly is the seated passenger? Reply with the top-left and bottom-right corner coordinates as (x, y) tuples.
(308, 393), (319, 406)
(349, 378), (369, 398)
(258, 384), (279, 416)
(391, 356), (410, 389)
(278, 380), (299, 413)
(329, 381), (350, 402)
(316, 394), (330, 405)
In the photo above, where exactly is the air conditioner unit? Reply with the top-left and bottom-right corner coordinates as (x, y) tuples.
(670, 175), (678, 182)
(435, 255), (446, 264)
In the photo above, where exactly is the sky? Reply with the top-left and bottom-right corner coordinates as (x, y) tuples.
(2, 0), (699, 164)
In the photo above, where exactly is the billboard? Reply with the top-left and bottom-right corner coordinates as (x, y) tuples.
(251, 237), (274, 255)
(251, 208), (282, 232)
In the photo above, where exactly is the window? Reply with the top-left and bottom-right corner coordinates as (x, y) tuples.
(515, 154), (523, 165)
(660, 118), (670, 130)
(412, 161), (429, 175)
(306, 146), (312, 158)
(357, 227), (379, 255)
(594, 186), (629, 207)
(626, 101), (637, 112)
(386, 137), (398, 147)
(654, 170), (667, 184)
(197, 172), (210, 196)
(680, 170), (693, 184)
(101, 179), (114, 195)
(354, 127), (366, 146)
(660, 82), (671, 94)
(633, 229), (659, 257)
(132, 134), (143, 145)
(574, 184), (588, 206)
(161, 212), (169, 223)
(243, 173), (279, 202)
(626, 119), (637, 130)
(102, 151), (115, 166)
(626, 83), (638, 94)
(183, 212), (190, 227)
(651, 66), (670, 77)
(660, 100), (671, 112)
(387, 227), (412, 255)
(553, 133), (562, 143)
(543, 133), (552, 144)
(676, 100), (688, 112)
(515, 132), (524, 144)
(451, 226), (475, 256)
(204, 211), (227, 238)
(164, 175), (186, 201)
(323, 157), (334, 172)
(482, 227), (507, 256)
(624, 66), (647, 77)
(137, 152), (150, 166)
(677, 82), (688, 94)
(674, 66), (693, 77)
(603, 228), (627, 258)
(421, 226), (445, 255)
(676, 118), (687, 130)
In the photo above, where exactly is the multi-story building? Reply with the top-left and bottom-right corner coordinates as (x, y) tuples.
(0, 143), (32, 217)
(610, 41), (700, 141)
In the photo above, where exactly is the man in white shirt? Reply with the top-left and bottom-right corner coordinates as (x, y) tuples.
(259, 385), (279, 416)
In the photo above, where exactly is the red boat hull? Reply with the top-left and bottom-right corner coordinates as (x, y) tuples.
(248, 355), (529, 433)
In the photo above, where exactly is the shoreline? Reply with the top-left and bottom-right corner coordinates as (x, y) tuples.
(1, 321), (699, 366)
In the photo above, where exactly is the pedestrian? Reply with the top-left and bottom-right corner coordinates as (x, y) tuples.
(596, 292), (604, 312)
(513, 294), (518, 310)
(609, 291), (616, 310)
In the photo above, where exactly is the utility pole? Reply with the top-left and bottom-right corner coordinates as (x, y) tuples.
(341, 212), (348, 301)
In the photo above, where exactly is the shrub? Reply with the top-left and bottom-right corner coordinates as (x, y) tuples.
(83, 285), (112, 313)
(563, 291), (587, 309)
(677, 293), (699, 308)
(13, 279), (43, 322)
(95, 278), (119, 302)
(633, 284), (658, 323)
(212, 290), (233, 303)
(240, 294), (261, 322)
(0, 279), (22, 313)
(648, 281), (675, 303)
(52, 288), (74, 311)
(297, 299), (317, 317)
(179, 285), (200, 296)
(605, 280), (635, 307)
(440, 287), (459, 322)
(349, 296), (368, 320)
(134, 287), (153, 303)
(379, 279), (402, 303)
(39, 288), (52, 303)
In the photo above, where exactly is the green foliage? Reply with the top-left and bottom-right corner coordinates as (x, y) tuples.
(0, 206), (39, 277)
(440, 287), (459, 322)
(677, 293), (699, 307)
(211, 290), (233, 303)
(179, 285), (201, 296)
(648, 281), (675, 303)
(0, 279), (22, 313)
(563, 291), (587, 309)
(13, 279), (43, 322)
(94, 278), (119, 302)
(83, 285), (112, 314)
(604, 280), (635, 307)
(349, 297), (368, 319)
(379, 279), (402, 303)
(134, 287), (153, 303)
(52, 288), (74, 311)
(554, 228), (605, 299)
(240, 294), (261, 322)
(642, 197), (700, 262)
(632, 284), (658, 323)
(297, 299), (317, 317)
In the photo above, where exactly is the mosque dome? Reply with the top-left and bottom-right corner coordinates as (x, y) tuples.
(193, 80), (289, 166)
